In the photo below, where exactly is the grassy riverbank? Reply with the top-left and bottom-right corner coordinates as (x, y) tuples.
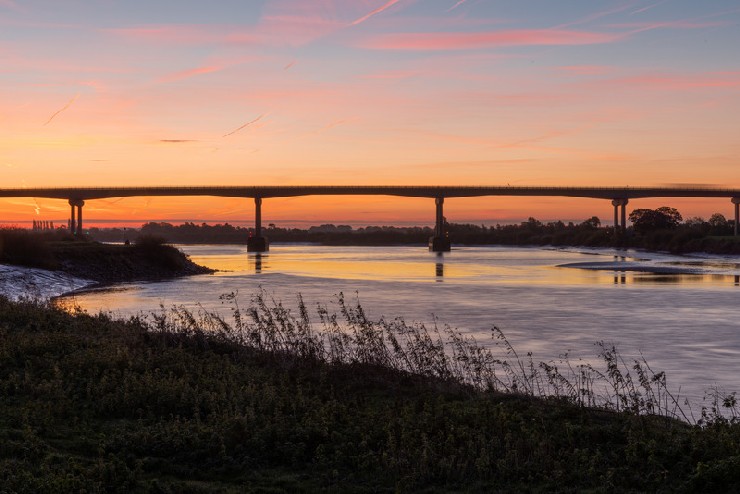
(1, 295), (739, 492)
(0, 229), (212, 283)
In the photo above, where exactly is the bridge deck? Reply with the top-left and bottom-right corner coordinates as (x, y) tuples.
(1, 185), (739, 200)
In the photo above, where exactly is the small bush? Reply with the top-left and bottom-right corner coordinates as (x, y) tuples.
(133, 235), (187, 270)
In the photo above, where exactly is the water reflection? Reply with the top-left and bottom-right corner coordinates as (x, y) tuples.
(435, 253), (444, 281)
(250, 253), (265, 274)
(610, 272), (740, 286)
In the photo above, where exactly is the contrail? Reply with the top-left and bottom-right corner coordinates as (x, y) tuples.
(351, 0), (402, 26)
(222, 114), (266, 138)
(447, 0), (468, 12)
(632, 0), (670, 15)
(44, 93), (79, 126)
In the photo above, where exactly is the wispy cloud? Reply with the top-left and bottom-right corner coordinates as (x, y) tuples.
(359, 69), (419, 79)
(158, 65), (223, 83)
(606, 71), (740, 90)
(558, 65), (614, 76)
(222, 114), (267, 138)
(257, 15), (342, 45)
(552, 2), (637, 29)
(361, 29), (623, 51)
(106, 25), (258, 46)
(351, 0), (403, 26)
(0, 0), (23, 12)
(43, 93), (78, 125)
(608, 20), (730, 32)
(160, 139), (198, 143)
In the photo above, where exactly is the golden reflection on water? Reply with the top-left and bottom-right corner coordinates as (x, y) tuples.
(190, 247), (615, 285)
(97, 245), (740, 286)
(53, 285), (147, 314)
(185, 245), (740, 287)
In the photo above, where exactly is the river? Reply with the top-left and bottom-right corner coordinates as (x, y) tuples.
(56, 244), (740, 409)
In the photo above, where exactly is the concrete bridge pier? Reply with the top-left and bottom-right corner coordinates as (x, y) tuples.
(247, 196), (269, 252)
(611, 198), (629, 235)
(68, 199), (85, 237)
(429, 197), (451, 252)
(732, 197), (740, 236)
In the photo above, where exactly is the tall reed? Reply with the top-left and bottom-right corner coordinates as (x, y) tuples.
(140, 288), (738, 425)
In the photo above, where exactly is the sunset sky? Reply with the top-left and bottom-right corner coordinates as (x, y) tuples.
(2, 0), (740, 227)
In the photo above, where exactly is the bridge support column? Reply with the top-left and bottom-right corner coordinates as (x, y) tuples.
(621, 199), (628, 234)
(68, 199), (85, 238)
(611, 199), (628, 235)
(429, 197), (451, 252)
(247, 196), (269, 252)
(612, 200), (619, 230)
(732, 198), (740, 236)
(69, 202), (76, 234)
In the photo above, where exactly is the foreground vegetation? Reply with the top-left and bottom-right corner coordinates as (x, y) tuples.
(1, 293), (739, 492)
(0, 229), (211, 283)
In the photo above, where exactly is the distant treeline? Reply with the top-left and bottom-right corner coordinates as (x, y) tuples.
(84, 208), (740, 254)
(88, 218), (607, 246)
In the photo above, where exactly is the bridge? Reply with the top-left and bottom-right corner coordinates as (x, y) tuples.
(1, 185), (739, 251)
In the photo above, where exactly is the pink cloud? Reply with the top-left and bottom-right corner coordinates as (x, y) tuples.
(359, 69), (419, 80)
(157, 65), (224, 83)
(256, 15), (343, 46)
(361, 29), (624, 50)
(558, 65), (614, 76)
(0, 0), (22, 11)
(610, 72), (740, 90)
(254, 0), (388, 44)
(106, 25), (258, 46)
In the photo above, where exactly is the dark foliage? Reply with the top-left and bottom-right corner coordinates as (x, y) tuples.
(0, 231), (212, 283)
(629, 207), (683, 233)
(1, 295), (739, 492)
(88, 210), (740, 254)
(0, 228), (72, 269)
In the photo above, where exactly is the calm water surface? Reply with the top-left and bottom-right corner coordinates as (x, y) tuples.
(61, 244), (740, 404)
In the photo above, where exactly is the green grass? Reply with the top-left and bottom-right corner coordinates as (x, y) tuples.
(1, 294), (739, 492)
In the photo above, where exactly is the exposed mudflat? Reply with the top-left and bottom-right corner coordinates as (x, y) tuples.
(0, 264), (94, 300)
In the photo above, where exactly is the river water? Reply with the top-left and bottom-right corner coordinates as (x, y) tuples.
(57, 244), (740, 407)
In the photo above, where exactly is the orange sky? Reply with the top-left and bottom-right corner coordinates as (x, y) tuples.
(2, 1), (739, 227)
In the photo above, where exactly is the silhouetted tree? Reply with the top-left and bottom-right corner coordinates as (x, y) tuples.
(708, 213), (731, 235)
(580, 216), (601, 229)
(629, 207), (682, 233)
